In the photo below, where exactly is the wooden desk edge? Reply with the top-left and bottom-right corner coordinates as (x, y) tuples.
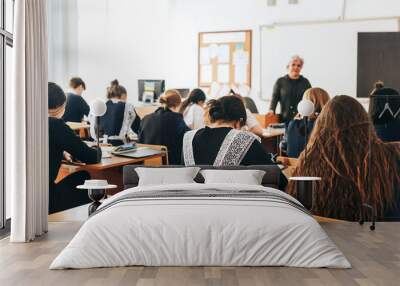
(61, 152), (166, 171)
(84, 152), (167, 170)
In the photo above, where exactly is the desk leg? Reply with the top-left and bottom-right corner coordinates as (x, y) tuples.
(262, 137), (278, 154)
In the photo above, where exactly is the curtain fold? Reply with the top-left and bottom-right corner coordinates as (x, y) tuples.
(10, 0), (48, 242)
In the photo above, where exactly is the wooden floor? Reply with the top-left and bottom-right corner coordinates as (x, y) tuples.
(1, 215), (399, 286)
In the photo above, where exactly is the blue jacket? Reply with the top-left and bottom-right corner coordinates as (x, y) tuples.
(285, 119), (315, 158)
(374, 121), (400, 142)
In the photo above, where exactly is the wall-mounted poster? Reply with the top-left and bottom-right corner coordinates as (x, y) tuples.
(198, 30), (252, 97)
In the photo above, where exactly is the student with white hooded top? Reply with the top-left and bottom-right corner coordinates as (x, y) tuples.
(179, 88), (207, 130)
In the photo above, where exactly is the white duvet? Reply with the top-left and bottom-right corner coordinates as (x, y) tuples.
(50, 183), (351, 269)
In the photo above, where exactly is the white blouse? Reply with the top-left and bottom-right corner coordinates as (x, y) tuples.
(245, 109), (260, 130)
(183, 103), (205, 130)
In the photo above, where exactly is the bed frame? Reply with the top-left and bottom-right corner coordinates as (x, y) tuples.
(123, 165), (285, 190)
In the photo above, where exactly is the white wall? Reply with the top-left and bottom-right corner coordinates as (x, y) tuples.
(166, 0), (345, 112)
(77, 0), (170, 104)
(48, 0), (79, 89)
(260, 19), (399, 103)
(53, 0), (170, 105)
(167, 0), (400, 112)
(49, 0), (400, 111)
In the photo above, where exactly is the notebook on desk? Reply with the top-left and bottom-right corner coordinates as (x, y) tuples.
(112, 147), (164, 159)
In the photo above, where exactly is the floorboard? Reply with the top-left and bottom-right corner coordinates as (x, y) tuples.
(1, 215), (399, 285)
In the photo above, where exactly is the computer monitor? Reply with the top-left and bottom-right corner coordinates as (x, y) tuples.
(138, 79), (165, 103)
(174, 88), (190, 98)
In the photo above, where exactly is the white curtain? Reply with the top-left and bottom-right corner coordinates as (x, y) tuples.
(10, 0), (48, 242)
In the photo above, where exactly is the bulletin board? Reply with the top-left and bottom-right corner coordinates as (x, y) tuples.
(198, 30), (252, 97)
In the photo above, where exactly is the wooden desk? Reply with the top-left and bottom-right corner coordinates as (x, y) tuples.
(66, 121), (90, 138)
(56, 145), (167, 194)
(261, 128), (285, 154)
(135, 105), (158, 118)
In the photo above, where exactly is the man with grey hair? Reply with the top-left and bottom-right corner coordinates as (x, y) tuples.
(268, 55), (311, 124)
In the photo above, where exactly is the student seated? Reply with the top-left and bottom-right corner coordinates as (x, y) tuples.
(217, 90), (264, 137)
(243, 104), (264, 137)
(182, 95), (274, 166)
(48, 82), (102, 214)
(287, 95), (400, 221)
(90, 79), (141, 145)
(138, 89), (190, 164)
(282, 87), (330, 158)
(179, 88), (206, 129)
(369, 81), (400, 142)
(62, 77), (90, 123)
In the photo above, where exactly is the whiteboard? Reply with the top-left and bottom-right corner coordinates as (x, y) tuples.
(260, 19), (399, 101)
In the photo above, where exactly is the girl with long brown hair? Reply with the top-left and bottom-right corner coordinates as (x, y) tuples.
(288, 95), (400, 220)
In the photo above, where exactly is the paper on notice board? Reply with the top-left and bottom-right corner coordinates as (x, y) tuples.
(217, 44), (230, 63)
(209, 82), (220, 98)
(235, 64), (247, 84)
(209, 44), (219, 58)
(235, 43), (244, 50)
(233, 50), (249, 65)
(218, 84), (230, 98)
(217, 64), (230, 83)
(200, 47), (211, 64)
(202, 87), (210, 97)
(200, 65), (212, 83)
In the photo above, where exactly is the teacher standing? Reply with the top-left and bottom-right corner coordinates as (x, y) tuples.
(268, 55), (311, 123)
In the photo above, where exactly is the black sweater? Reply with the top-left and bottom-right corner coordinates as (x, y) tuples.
(190, 127), (273, 165)
(100, 100), (141, 136)
(138, 108), (190, 165)
(269, 75), (311, 122)
(62, 93), (90, 123)
(49, 117), (101, 187)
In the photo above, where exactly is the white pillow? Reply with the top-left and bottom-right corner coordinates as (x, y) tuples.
(200, 169), (266, 185)
(135, 167), (200, 186)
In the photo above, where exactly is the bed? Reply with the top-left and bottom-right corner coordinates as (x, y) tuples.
(50, 165), (350, 269)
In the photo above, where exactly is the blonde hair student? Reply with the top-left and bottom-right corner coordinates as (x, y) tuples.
(281, 87), (330, 158)
(302, 87), (330, 119)
(159, 89), (182, 112)
(138, 89), (190, 164)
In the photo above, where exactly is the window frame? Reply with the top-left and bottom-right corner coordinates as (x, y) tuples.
(0, 0), (13, 231)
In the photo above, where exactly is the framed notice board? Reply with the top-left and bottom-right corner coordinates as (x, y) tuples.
(198, 30), (252, 97)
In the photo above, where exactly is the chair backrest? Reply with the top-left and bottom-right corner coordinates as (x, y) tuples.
(243, 97), (259, 113)
(276, 156), (299, 178)
(123, 165), (284, 190)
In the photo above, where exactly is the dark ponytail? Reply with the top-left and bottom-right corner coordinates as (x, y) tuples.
(179, 88), (206, 113)
(107, 79), (127, 99)
(374, 80), (384, 90)
(207, 95), (247, 126)
(69, 77), (86, 90)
